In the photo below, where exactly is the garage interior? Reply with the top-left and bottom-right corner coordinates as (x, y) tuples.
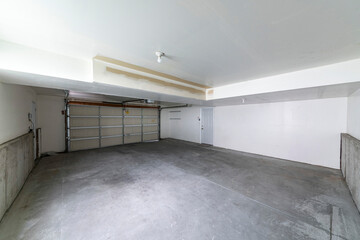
(0, 1), (360, 240)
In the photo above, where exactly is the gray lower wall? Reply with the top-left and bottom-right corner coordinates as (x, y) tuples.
(341, 133), (360, 212)
(0, 132), (34, 221)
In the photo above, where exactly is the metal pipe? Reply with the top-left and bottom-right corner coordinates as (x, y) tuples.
(160, 104), (189, 110)
(102, 99), (146, 105)
(120, 99), (146, 104)
(68, 101), (158, 109)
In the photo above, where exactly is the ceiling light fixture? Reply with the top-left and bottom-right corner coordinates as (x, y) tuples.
(155, 51), (165, 63)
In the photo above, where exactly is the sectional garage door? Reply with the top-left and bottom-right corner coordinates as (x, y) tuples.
(66, 103), (159, 151)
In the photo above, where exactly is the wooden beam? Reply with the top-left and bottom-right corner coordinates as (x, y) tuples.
(94, 55), (210, 89)
(106, 67), (205, 95)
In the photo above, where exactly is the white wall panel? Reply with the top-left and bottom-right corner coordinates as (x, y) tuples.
(160, 110), (170, 138)
(213, 98), (347, 169)
(161, 107), (201, 143)
(37, 95), (65, 153)
(0, 83), (36, 144)
(161, 99), (347, 168)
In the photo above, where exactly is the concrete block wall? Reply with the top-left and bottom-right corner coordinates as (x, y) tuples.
(0, 132), (34, 221)
(341, 133), (360, 212)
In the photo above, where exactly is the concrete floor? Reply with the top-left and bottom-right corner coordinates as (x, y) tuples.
(0, 139), (359, 240)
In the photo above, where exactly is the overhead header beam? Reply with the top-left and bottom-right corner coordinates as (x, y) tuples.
(94, 55), (210, 89)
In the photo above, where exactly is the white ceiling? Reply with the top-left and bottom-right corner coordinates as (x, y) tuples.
(208, 82), (360, 106)
(1, 68), (359, 107)
(0, 69), (206, 105)
(31, 86), (182, 107)
(1, 0), (360, 87)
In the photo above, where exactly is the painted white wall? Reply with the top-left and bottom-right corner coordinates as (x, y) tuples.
(161, 107), (201, 143)
(160, 110), (170, 139)
(347, 89), (360, 140)
(208, 58), (360, 100)
(37, 95), (65, 153)
(0, 83), (36, 144)
(0, 40), (92, 82)
(214, 98), (347, 169)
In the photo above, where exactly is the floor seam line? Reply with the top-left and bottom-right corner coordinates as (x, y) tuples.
(196, 174), (333, 235)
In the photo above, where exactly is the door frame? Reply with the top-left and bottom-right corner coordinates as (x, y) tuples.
(200, 107), (214, 145)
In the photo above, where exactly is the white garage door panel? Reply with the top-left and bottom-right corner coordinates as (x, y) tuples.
(143, 118), (158, 124)
(101, 127), (123, 136)
(100, 118), (123, 126)
(143, 125), (158, 132)
(70, 128), (99, 138)
(124, 126), (141, 134)
(70, 118), (99, 127)
(71, 139), (99, 151)
(101, 137), (123, 147)
(70, 106), (99, 116)
(124, 108), (141, 116)
(100, 107), (122, 116)
(124, 135), (141, 144)
(67, 104), (159, 151)
(143, 133), (158, 141)
(143, 109), (158, 116)
(124, 117), (141, 125)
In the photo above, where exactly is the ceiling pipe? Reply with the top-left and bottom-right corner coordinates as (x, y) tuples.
(120, 99), (146, 104)
(160, 104), (190, 110)
(67, 101), (159, 109)
(64, 90), (69, 99)
(101, 99), (145, 105)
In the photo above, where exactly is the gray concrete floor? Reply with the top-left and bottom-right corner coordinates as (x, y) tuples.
(0, 139), (359, 240)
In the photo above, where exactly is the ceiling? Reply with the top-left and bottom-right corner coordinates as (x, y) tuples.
(1, 68), (359, 108)
(1, 0), (360, 87)
(32, 86), (182, 107)
(30, 79), (360, 107)
(208, 82), (360, 106)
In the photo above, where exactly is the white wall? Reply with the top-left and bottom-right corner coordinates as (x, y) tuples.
(214, 98), (347, 169)
(0, 40), (92, 82)
(0, 83), (36, 144)
(347, 89), (360, 140)
(37, 95), (65, 153)
(160, 110), (170, 139)
(209, 58), (360, 100)
(161, 107), (201, 143)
